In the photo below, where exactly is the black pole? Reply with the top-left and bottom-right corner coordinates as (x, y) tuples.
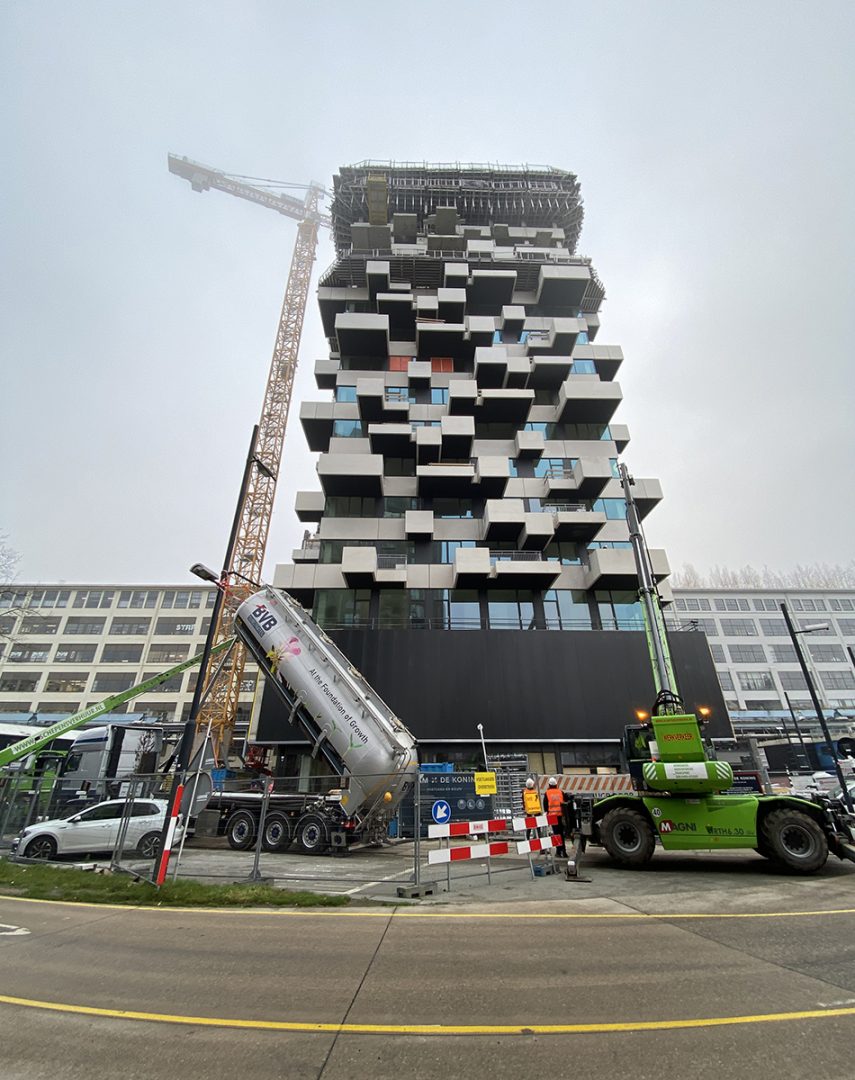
(781, 603), (853, 811)
(783, 691), (811, 772)
(154, 426), (261, 877)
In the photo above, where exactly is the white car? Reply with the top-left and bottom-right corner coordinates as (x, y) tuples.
(12, 798), (179, 861)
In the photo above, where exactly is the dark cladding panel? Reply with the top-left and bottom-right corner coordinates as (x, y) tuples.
(254, 630), (729, 744)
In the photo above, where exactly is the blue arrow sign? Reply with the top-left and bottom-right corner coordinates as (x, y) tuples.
(431, 799), (451, 824)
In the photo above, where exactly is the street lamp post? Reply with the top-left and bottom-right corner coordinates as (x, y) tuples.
(783, 691), (812, 772)
(476, 723), (489, 770)
(781, 603), (853, 811)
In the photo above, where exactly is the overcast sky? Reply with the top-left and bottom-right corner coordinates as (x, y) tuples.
(3, 1), (853, 587)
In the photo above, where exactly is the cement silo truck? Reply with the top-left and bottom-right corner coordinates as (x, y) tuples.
(206, 583), (419, 854)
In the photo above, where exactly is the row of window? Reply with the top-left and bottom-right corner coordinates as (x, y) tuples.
(678, 617), (855, 638)
(5, 643), (192, 665)
(0, 616), (208, 638)
(314, 539), (628, 566)
(717, 669), (855, 693)
(0, 588), (216, 612)
(710, 643), (850, 664)
(0, 672), (257, 695)
(676, 596), (855, 613)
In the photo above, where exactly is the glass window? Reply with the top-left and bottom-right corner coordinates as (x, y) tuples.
(378, 591), (408, 628)
(591, 498), (627, 520)
(759, 619), (788, 636)
(155, 617), (197, 636)
(570, 359), (596, 374)
(507, 458), (519, 477)
(597, 590), (643, 630)
(160, 590), (203, 610)
(7, 644), (52, 663)
(335, 385), (358, 402)
(139, 674), (183, 693)
(325, 496), (377, 517)
(147, 645), (189, 664)
(430, 357), (453, 372)
(821, 671), (855, 691)
(78, 804), (123, 822)
(53, 644), (96, 663)
(313, 589), (371, 628)
(779, 671), (808, 691)
(443, 589), (481, 630)
(117, 590), (159, 609)
(797, 619), (833, 636)
(533, 457), (576, 479)
(837, 619), (855, 636)
(388, 356), (411, 371)
(430, 387), (449, 405)
(136, 703), (179, 721)
(38, 702), (81, 714)
(101, 644), (143, 663)
(728, 644), (766, 663)
(0, 675), (40, 693)
(720, 619), (758, 637)
(383, 496), (420, 518)
(384, 456), (416, 476)
(770, 644), (798, 663)
(544, 541), (582, 566)
(74, 590), (115, 609)
(27, 589), (72, 609)
(432, 498), (474, 519)
(807, 644), (846, 663)
(543, 590), (592, 630)
(431, 540), (476, 564)
(385, 386), (414, 402)
(19, 617), (60, 635)
(63, 617), (106, 635)
(110, 618), (151, 636)
(830, 598), (854, 612)
(709, 644), (726, 663)
(717, 672), (735, 691)
(92, 673), (134, 693)
(737, 671), (775, 691)
(44, 673), (87, 693)
(332, 419), (367, 438)
(691, 618), (718, 635)
(487, 590), (535, 630)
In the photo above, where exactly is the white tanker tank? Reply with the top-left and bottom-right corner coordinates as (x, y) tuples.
(235, 585), (419, 827)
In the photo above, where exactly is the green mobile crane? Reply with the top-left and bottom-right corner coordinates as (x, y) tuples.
(566, 465), (855, 877)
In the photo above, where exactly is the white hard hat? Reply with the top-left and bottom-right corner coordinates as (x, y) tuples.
(525, 778), (535, 789)
(548, 776), (558, 786)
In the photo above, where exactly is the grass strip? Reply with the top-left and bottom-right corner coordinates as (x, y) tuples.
(0, 858), (349, 908)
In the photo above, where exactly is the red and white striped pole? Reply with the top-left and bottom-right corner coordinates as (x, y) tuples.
(155, 782), (184, 886)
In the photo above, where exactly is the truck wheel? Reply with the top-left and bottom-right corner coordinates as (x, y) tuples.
(761, 809), (828, 874)
(262, 812), (292, 853)
(599, 807), (655, 868)
(295, 813), (329, 855)
(226, 810), (257, 851)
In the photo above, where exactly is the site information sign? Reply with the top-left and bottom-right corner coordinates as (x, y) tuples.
(474, 771), (497, 796)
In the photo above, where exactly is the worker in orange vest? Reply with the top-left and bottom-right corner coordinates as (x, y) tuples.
(544, 776), (568, 857)
(522, 777), (542, 839)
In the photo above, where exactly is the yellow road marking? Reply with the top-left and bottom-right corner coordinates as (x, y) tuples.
(0, 992), (854, 1035)
(1, 893), (855, 920)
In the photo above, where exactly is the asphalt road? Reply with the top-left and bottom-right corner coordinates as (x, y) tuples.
(3, 864), (855, 1080)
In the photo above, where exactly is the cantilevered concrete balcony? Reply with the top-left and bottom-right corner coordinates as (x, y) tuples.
(465, 315), (495, 348)
(501, 305), (526, 338)
(550, 504), (607, 541)
(474, 346), (508, 388)
(368, 423), (413, 455)
(525, 318), (584, 356)
(515, 429), (544, 458)
(416, 462), (476, 496)
(407, 360), (432, 387)
(377, 292), (416, 336)
(342, 546), (377, 587)
(482, 499), (526, 542)
(405, 510), (434, 539)
(444, 262), (469, 289)
(572, 457), (614, 499)
(466, 269), (517, 314)
(440, 414), (474, 458)
(520, 513), (556, 550)
(295, 491), (326, 523)
(414, 425), (442, 463)
(491, 550), (562, 588)
(300, 401), (336, 452)
(314, 357), (338, 390)
(448, 380), (478, 414)
(366, 260), (390, 299)
(438, 288), (466, 323)
(535, 264), (590, 312)
(572, 344), (623, 381)
(473, 388), (534, 424)
(452, 546), (492, 587)
(472, 456), (510, 498)
(318, 287), (364, 338)
(356, 378), (409, 422)
(292, 538), (320, 564)
(556, 378), (623, 424)
(335, 312), (389, 358)
(416, 321), (468, 359)
(505, 357), (530, 388)
(528, 355), (573, 389)
(610, 423), (630, 452)
(584, 547), (669, 590)
(598, 477), (663, 519)
(317, 453), (384, 497)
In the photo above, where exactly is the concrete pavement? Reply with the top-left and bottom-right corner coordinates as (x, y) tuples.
(2, 864), (855, 1079)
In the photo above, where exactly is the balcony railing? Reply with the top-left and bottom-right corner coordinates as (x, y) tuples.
(376, 554), (410, 570)
(544, 502), (587, 513)
(488, 550), (542, 563)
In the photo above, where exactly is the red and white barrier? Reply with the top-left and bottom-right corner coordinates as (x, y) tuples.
(428, 840), (511, 865)
(154, 782), (183, 886)
(428, 813), (558, 839)
(516, 833), (562, 855)
(544, 774), (633, 794)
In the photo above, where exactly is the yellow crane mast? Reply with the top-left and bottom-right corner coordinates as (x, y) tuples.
(168, 155), (331, 761)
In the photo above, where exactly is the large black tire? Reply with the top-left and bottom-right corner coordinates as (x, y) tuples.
(136, 832), (162, 859)
(261, 812), (292, 853)
(599, 807), (656, 868)
(761, 808), (828, 874)
(24, 835), (57, 860)
(226, 810), (257, 851)
(295, 812), (330, 856)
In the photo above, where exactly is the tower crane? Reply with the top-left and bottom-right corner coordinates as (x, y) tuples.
(168, 154), (331, 762)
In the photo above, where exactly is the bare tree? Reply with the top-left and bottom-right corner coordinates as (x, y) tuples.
(671, 560), (855, 590)
(0, 533), (24, 643)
